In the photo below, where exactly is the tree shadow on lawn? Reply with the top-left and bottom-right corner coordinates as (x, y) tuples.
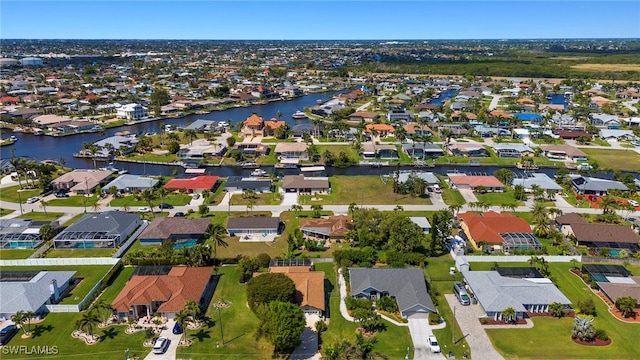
(31, 324), (53, 339)
(201, 315), (215, 328)
(189, 329), (211, 343)
(99, 327), (120, 341)
(224, 332), (247, 345)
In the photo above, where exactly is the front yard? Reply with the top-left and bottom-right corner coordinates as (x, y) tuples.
(475, 187), (524, 207)
(580, 148), (640, 171)
(109, 194), (192, 207)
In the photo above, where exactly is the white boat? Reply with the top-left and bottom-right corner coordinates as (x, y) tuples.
(33, 128), (44, 135)
(251, 169), (267, 177)
(9, 135), (17, 141)
(292, 110), (308, 119)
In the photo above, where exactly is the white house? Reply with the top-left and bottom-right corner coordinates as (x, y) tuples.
(116, 103), (148, 120)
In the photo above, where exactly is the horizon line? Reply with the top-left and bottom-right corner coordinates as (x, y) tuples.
(3, 37), (640, 41)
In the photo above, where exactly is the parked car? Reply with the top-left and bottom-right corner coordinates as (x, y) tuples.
(137, 207), (151, 213)
(158, 203), (174, 209)
(192, 193), (200, 200)
(152, 336), (170, 354)
(0, 324), (17, 345)
(628, 200), (639, 207)
(427, 335), (441, 353)
(26, 197), (39, 204)
(54, 191), (69, 198)
(172, 322), (183, 335)
(174, 212), (185, 217)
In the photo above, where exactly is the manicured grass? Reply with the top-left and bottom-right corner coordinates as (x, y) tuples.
(45, 248), (116, 258)
(48, 195), (99, 207)
(298, 176), (433, 205)
(125, 152), (179, 163)
(17, 212), (64, 221)
(0, 249), (35, 259)
(0, 312), (148, 360)
(256, 145), (277, 165)
(205, 180), (226, 205)
(95, 266), (136, 304)
(0, 208), (15, 216)
(473, 261), (640, 359)
(178, 266), (272, 359)
(562, 192), (592, 208)
(109, 194), (192, 207)
(591, 138), (612, 147)
(580, 148), (640, 171)
(0, 265), (113, 304)
(63, 213), (86, 227)
(475, 188), (524, 207)
(315, 145), (361, 164)
(442, 188), (466, 206)
(0, 185), (42, 203)
(316, 263), (415, 359)
(229, 192), (282, 206)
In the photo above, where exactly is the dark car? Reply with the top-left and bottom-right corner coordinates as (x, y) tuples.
(159, 203), (174, 209)
(174, 212), (185, 217)
(172, 322), (183, 335)
(54, 191), (69, 198)
(0, 324), (17, 345)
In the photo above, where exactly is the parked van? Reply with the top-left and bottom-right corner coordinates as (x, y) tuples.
(453, 282), (471, 306)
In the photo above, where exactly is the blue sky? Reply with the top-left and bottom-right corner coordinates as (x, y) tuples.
(2, 1), (639, 40)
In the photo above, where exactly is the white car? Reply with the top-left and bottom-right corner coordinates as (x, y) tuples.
(137, 207), (151, 213)
(629, 200), (639, 207)
(152, 336), (169, 354)
(427, 335), (441, 353)
(26, 197), (39, 204)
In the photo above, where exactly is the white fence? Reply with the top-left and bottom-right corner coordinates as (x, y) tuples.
(462, 255), (582, 263)
(0, 257), (120, 266)
(46, 304), (80, 312)
(113, 220), (149, 258)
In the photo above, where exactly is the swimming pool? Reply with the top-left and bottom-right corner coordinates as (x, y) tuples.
(609, 249), (621, 257)
(173, 240), (198, 249)
(73, 243), (96, 249)
(3, 241), (39, 249)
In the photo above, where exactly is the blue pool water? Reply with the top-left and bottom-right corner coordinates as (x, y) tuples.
(609, 249), (621, 257)
(514, 113), (543, 122)
(3, 241), (39, 249)
(73, 243), (96, 249)
(547, 94), (569, 109)
(173, 240), (198, 249)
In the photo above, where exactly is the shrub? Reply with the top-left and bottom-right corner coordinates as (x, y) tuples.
(578, 298), (596, 316)
(595, 329), (609, 341)
(345, 297), (373, 312)
(255, 253), (271, 268)
(479, 318), (489, 325)
(376, 296), (399, 313)
(246, 273), (296, 312)
(429, 312), (441, 325)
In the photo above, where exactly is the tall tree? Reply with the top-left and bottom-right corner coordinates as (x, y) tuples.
(141, 189), (157, 217)
(207, 224), (228, 267)
(77, 310), (101, 340)
(256, 301), (305, 354)
(174, 310), (189, 345)
(11, 311), (27, 335)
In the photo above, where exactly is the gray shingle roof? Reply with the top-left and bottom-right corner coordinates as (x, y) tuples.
(511, 173), (562, 191)
(1, 271), (76, 314)
(349, 268), (436, 314)
(463, 271), (571, 313)
(59, 211), (140, 235)
(570, 175), (629, 192)
(103, 174), (158, 191)
(227, 216), (280, 230)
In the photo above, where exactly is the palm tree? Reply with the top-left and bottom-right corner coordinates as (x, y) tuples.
(9, 157), (25, 189)
(156, 187), (170, 205)
(39, 200), (49, 215)
(159, 122), (165, 146)
(174, 310), (189, 345)
(23, 311), (36, 335)
(246, 197), (256, 215)
(78, 310), (101, 340)
(531, 203), (549, 223)
(141, 189), (157, 217)
(501, 307), (516, 323)
(91, 202), (101, 213)
(184, 300), (200, 324)
(290, 204), (303, 217)
(448, 204), (462, 216)
(183, 129), (197, 145)
(207, 224), (228, 268)
(11, 311), (26, 335)
(599, 195), (617, 214)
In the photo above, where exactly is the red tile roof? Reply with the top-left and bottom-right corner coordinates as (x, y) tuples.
(365, 123), (395, 133)
(458, 212), (532, 244)
(267, 267), (325, 311)
(112, 267), (213, 313)
(164, 175), (219, 190)
(449, 175), (504, 188)
(244, 114), (264, 126)
(264, 119), (286, 129)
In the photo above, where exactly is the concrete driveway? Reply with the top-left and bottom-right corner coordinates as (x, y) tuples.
(407, 313), (445, 360)
(281, 192), (298, 207)
(143, 320), (182, 360)
(290, 315), (321, 360)
(444, 294), (504, 360)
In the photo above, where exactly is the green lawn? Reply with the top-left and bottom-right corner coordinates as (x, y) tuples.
(48, 195), (99, 207)
(256, 145), (277, 165)
(95, 266), (136, 304)
(591, 138), (611, 147)
(442, 188), (466, 206)
(17, 212), (64, 221)
(229, 192), (282, 206)
(109, 194), (192, 207)
(0, 249), (35, 259)
(0, 185), (42, 203)
(316, 263), (414, 359)
(205, 180), (227, 205)
(298, 176), (433, 205)
(0, 208), (15, 216)
(0, 265), (113, 304)
(63, 213), (87, 227)
(580, 148), (640, 171)
(315, 145), (361, 164)
(0, 312), (147, 360)
(475, 188), (524, 207)
(45, 248), (116, 258)
(472, 261), (640, 359)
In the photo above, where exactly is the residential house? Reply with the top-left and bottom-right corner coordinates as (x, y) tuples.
(240, 114), (265, 138)
(511, 173), (562, 193)
(396, 171), (440, 186)
(599, 129), (636, 142)
(553, 129), (591, 140)
(401, 143), (444, 159)
(403, 122), (433, 137)
(51, 169), (113, 194)
(53, 211), (142, 249)
(299, 215), (353, 241)
(409, 217), (431, 234)
(274, 142), (309, 162)
(232, 143), (269, 157)
(560, 217), (639, 253)
(138, 218), (211, 247)
(387, 107), (414, 123)
(349, 111), (380, 123)
(102, 174), (158, 194)
(226, 216), (281, 236)
(540, 145), (588, 162)
(446, 143), (489, 157)
(439, 124), (469, 137)
(0, 219), (56, 249)
(116, 103), (148, 120)
(282, 175), (330, 193)
(112, 266), (215, 320)
(53, 120), (96, 133)
(164, 175), (219, 193)
(491, 144), (534, 158)
(365, 123), (395, 137)
(349, 268), (437, 319)
(570, 175), (628, 196)
(263, 119), (286, 137)
(360, 142), (398, 159)
(93, 135), (138, 155)
(0, 271), (76, 319)
(266, 266), (325, 317)
(224, 176), (272, 193)
(597, 275), (640, 310)
(457, 212), (540, 253)
(462, 270), (571, 321)
(591, 114), (621, 128)
(474, 125), (510, 138)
